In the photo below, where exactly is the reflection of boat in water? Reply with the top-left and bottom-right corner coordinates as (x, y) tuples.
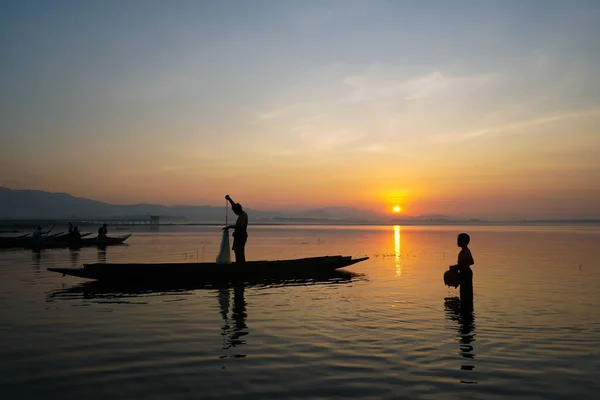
(45, 269), (363, 302)
(47, 255), (368, 284)
(46, 270), (365, 360)
(444, 296), (477, 384)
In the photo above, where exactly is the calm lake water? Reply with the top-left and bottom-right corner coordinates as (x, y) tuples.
(1, 225), (599, 399)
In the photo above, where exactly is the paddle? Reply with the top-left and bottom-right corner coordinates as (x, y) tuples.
(44, 225), (55, 238)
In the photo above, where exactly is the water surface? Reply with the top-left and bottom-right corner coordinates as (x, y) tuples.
(1, 225), (599, 399)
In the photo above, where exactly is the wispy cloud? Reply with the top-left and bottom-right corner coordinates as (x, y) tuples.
(434, 108), (600, 143)
(252, 63), (506, 153)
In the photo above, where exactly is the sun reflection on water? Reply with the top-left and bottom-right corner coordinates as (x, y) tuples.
(394, 225), (401, 277)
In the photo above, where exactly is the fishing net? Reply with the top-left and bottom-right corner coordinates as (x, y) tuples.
(216, 229), (231, 264)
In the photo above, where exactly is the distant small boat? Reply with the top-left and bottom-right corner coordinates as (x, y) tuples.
(0, 232), (65, 248)
(0, 236), (27, 248)
(0, 233), (34, 248)
(26, 234), (132, 250)
(48, 255), (369, 283)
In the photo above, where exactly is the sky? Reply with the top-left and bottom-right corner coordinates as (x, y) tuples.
(1, 0), (599, 219)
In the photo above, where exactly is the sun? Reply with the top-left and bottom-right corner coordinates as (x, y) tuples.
(393, 205), (402, 213)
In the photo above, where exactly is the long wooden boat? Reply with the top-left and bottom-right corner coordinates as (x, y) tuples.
(19, 234), (131, 250)
(54, 232), (93, 241)
(48, 255), (369, 283)
(0, 233), (38, 248)
(30, 234), (132, 249)
(0, 236), (29, 248)
(0, 232), (95, 249)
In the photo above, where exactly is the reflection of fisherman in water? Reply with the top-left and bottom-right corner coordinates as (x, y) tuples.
(97, 247), (107, 263)
(32, 249), (42, 271)
(444, 296), (476, 383)
(218, 284), (248, 357)
(69, 249), (80, 267)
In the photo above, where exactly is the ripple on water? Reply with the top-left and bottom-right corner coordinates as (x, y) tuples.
(1, 226), (600, 399)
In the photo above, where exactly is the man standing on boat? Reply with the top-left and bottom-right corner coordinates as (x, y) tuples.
(32, 225), (54, 247)
(223, 195), (248, 264)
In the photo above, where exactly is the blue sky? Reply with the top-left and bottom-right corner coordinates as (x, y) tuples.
(1, 0), (599, 218)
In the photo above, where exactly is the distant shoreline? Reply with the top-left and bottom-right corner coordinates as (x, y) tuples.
(1, 218), (599, 230)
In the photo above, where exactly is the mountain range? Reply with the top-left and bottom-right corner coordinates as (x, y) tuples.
(2, 188), (598, 225)
(0, 187), (397, 222)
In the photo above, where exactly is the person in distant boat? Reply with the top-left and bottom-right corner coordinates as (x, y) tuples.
(72, 226), (81, 240)
(69, 226), (82, 245)
(449, 233), (475, 301)
(32, 225), (54, 247)
(97, 223), (108, 239)
(68, 223), (74, 235)
(223, 195), (248, 264)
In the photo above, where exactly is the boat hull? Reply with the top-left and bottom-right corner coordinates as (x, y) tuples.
(26, 234), (131, 249)
(47, 269), (362, 301)
(1, 233), (129, 249)
(48, 255), (369, 283)
(0, 237), (29, 248)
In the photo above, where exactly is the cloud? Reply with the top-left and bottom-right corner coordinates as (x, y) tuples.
(433, 108), (600, 143)
(252, 63), (507, 153)
(336, 65), (502, 103)
(258, 112), (279, 121)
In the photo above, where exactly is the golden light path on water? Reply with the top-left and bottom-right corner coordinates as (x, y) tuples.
(394, 225), (401, 278)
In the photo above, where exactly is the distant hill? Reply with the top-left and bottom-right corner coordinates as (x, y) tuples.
(3, 187), (597, 225)
(0, 187), (384, 222)
(0, 187), (279, 221)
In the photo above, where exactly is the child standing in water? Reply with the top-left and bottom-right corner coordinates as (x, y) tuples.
(450, 233), (475, 300)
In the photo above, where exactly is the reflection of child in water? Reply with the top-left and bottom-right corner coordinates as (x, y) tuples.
(450, 233), (475, 299)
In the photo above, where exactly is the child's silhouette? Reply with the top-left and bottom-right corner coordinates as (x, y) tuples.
(449, 233), (475, 301)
